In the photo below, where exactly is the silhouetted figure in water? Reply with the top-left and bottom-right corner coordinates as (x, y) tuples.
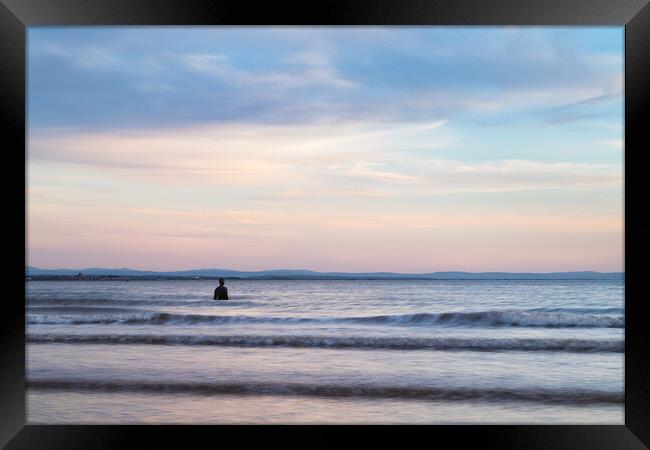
(214, 278), (229, 300)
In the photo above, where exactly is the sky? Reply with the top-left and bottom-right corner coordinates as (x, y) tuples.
(27, 27), (624, 273)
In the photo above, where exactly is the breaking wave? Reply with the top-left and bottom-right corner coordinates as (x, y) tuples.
(27, 309), (624, 328)
(26, 378), (623, 405)
(27, 334), (623, 352)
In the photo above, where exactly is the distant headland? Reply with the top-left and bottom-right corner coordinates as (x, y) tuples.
(25, 266), (624, 281)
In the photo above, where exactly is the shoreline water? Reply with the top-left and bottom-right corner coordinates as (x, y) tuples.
(26, 278), (624, 424)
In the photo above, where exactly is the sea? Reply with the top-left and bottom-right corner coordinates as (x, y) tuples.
(26, 279), (624, 424)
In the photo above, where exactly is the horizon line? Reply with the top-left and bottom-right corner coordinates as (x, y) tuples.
(26, 265), (624, 275)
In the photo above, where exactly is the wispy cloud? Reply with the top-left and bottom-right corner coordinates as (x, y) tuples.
(183, 52), (356, 89)
(596, 139), (624, 150)
(29, 121), (622, 198)
(28, 27), (623, 129)
(27, 27), (624, 271)
(31, 42), (127, 71)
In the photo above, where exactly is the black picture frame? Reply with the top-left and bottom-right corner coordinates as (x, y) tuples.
(2, 0), (649, 448)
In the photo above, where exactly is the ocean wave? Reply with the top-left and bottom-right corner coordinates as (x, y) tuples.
(349, 310), (623, 328)
(26, 378), (622, 405)
(527, 307), (624, 314)
(27, 310), (624, 328)
(27, 334), (624, 352)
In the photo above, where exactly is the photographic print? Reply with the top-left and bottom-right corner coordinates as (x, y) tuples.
(26, 26), (624, 424)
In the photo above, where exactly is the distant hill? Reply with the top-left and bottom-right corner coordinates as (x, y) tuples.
(25, 266), (624, 280)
